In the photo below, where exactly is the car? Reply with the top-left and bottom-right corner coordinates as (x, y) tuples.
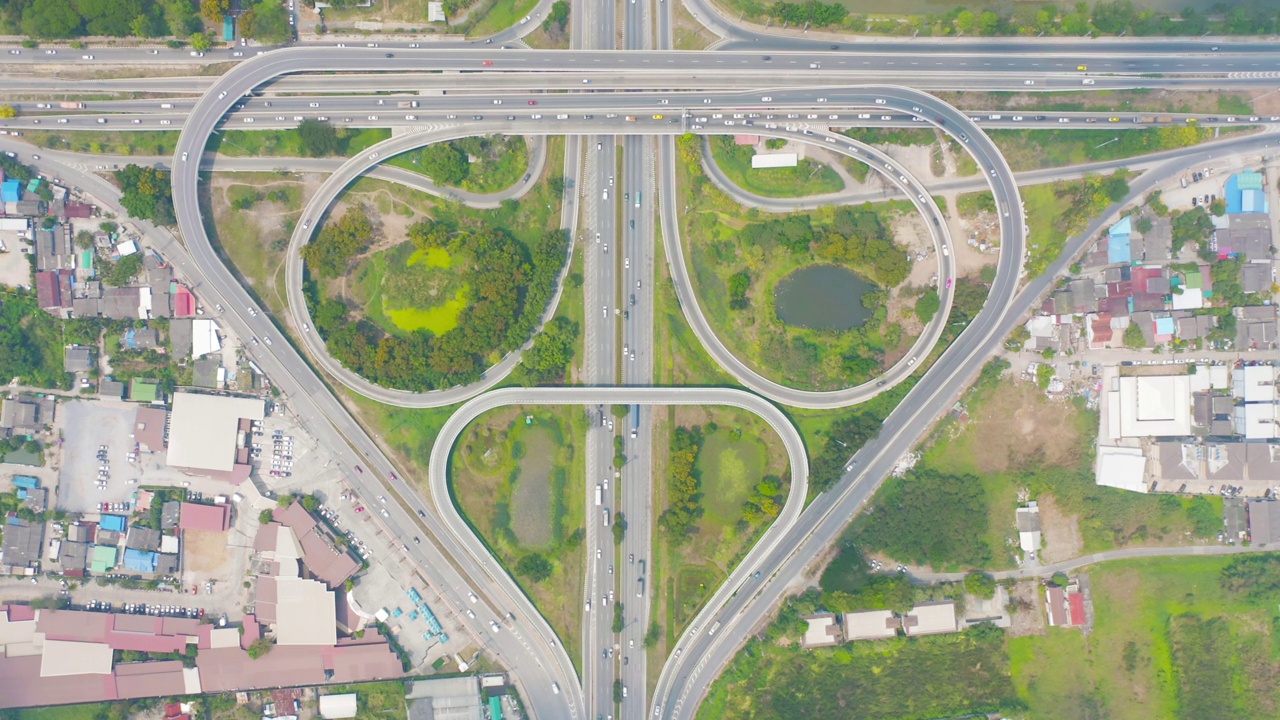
(82, 55), (94, 60)
(160, 119), (171, 125)
(1077, 65), (1088, 71)
(761, 96), (772, 102)
(243, 117), (254, 123)
(875, 98), (886, 105)
(1024, 80), (1035, 85)
(1082, 79), (1095, 85)
(97, 118), (107, 124)
(482, 60), (493, 66)
(469, 592), (479, 603)
(1058, 117), (1069, 123)
(385, 53), (394, 58)
(1108, 116), (1120, 122)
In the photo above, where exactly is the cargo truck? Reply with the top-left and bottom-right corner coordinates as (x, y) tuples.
(398, 100), (419, 108)
(59, 102), (84, 109)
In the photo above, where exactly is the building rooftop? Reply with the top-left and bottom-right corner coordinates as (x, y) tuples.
(64, 346), (94, 373)
(801, 613), (841, 648)
(1, 518), (44, 568)
(133, 407), (167, 453)
(842, 609), (898, 641)
(167, 393), (263, 474)
(129, 379), (158, 404)
(902, 601), (959, 636)
(1247, 499), (1280, 546)
(274, 576), (338, 646)
(178, 502), (231, 533)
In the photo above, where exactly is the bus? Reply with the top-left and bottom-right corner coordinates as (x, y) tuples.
(634, 191), (641, 208)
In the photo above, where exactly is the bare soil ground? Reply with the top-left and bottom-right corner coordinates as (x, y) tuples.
(969, 382), (1084, 475)
(1007, 581), (1047, 638)
(1037, 495), (1085, 564)
(183, 530), (230, 574)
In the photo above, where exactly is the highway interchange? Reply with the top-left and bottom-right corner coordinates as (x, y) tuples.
(4, 13), (1280, 720)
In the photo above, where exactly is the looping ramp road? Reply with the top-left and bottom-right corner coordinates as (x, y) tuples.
(169, 48), (1026, 720)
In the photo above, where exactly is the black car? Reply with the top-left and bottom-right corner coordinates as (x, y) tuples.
(385, 53), (394, 58)
(762, 56), (772, 61)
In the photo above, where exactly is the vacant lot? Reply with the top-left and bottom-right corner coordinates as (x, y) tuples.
(205, 173), (312, 318)
(1010, 555), (1280, 720)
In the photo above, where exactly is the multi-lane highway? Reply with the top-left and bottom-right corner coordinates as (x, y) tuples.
(3, 27), (1273, 720)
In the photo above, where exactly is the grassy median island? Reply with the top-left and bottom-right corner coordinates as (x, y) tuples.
(647, 407), (791, 672)
(450, 405), (587, 670)
(706, 135), (844, 198)
(676, 134), (929, 391)
(300, 138), (567, 392)
(202, 171), (309, 318)
(388, 135), (529, 194)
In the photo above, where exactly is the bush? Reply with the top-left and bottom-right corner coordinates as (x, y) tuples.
(964, 572), (997, 599)
(516, 553), (553, 582)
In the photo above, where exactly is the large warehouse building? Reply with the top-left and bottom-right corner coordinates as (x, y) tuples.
(166, 393), (264, 483)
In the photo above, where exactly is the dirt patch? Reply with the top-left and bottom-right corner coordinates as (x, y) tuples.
(1006, 581), (1046, 638)
(1037, 495), (1084, 564)
(183, 530), (230, 574)
(510, 426), (555, 548)
(970, 382), (1084, 475)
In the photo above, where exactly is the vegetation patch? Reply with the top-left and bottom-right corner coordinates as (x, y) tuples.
(989, 125), (1216, 172)
(706, 136), (844, 198)
(451, 406), (585, 665)
(390, 135), (529, 194)
(303, 156), (568, 391)
(676, 134), (921, 391)
(1022, 171), (1130, 277)
(700, 610), (1017, 720)
(1010, 555), (1280, 720)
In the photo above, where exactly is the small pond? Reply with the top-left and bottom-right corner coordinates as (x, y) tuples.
(774, 264), (876, 331)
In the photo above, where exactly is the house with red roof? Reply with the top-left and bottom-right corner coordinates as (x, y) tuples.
(178, 502), (231, 533)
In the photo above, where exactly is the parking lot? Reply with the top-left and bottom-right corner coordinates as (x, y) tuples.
(57, 400), (147, 514)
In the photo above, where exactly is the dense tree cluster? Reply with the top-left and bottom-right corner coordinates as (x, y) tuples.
(114, 164), (174, 225)
(1220, 555), (1280, 602)
(0, 290), (66, 389)
(516, 553), (553, 582)
(236, 0), (290, 43)
(419, 143), (468, 186)
(727, 269), (750, 310)
(814, 206), (912, 286)
(296, 119), (340, 157)
(853, 467), (992, 569)
(1171, 206), (1215, 257)
(914, 288), (940, 324)
(808, 394), (902, 493)
(820, 548), (919, 613)
(658, 427), (703, 542)
(741, 475), (783, 524)
(99, 253), (143, 286)
(5, 0), (201, 39)
(308, 216), (568, 392)
(519, 316), (578, 385)
(301, 206), (375, 279)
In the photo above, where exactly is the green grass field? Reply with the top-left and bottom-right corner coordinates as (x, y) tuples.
(1011, 556), (1280, 719)
(202, 173), (304, 318)
(25, 129), (181, 156)
(1021, 182), (1077, 279)
(465, 0), (542, 37)
(697, 428), (766, 527)
(213, 127), (391, 158)
(708, 136), (844, 198)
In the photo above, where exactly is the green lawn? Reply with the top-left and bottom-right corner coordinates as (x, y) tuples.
(1011, 556), (1280, 720)
(25, 130), (180, 156)
(989, 126), (1217, 173)
(464, 0), (542, 37)
(212, 127), (391, 158)
(708, 135), (844, 198)
(697, 427), (766, 527)
(1021, 181), (1076, 279)
(351, 242), (469, 337)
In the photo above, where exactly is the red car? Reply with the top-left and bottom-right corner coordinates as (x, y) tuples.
(528, 100), (537, 105)
(482, 61), (493, 66)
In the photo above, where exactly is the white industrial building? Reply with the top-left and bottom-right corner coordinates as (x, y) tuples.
(1111, 374), (1193, 438)
(752, 152), (798, 169)
(166, 392), (264, 483)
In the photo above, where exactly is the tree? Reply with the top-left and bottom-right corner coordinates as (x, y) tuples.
(297, 119), (339, 157)
(114, 164), (174, 224)
(727, 269), (751, 310)
(853, 468), (992, 569)
(1134, 215), (1154, 234)
(1004, 326), (1030, 351)
(914, 288), (941, 323)
(612, 512), (627, 544)
(611, 404), (630, 418)
(74, 230), (95, 250)
(200, 0), (229, 23)
(1123, 320), (1146, 349)
(258, 509), (274, 525)
(520, 316), (578, 384)
(246, 637), (273, 659)
(1050, 571), (1070, 588)
(238, 0), (291, 43)
(190, 31), (211, 52)
(0, 105), (15, 119)
(658, 427), (703, 541)
(419, 143), (468, 186)
(542, 0), (569, 32)
(1035, 363), (1054, 390)
(1209, 198), (1226, 217)
(965, 572), (997, 599)
(300, 205), (374, 278)
(516, 553), (553, 582)
(20, 0), (82, 39)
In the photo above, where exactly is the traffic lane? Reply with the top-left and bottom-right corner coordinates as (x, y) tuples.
(4, 45), (1277, 75)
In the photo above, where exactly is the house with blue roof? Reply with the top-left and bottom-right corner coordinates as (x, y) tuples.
(0, 179), (20, 203)
(123, 548), (158, 573)
(99, 514), (128, 533)
(1107, 217), (1132, 265)
(1225, 171), (1268, 215)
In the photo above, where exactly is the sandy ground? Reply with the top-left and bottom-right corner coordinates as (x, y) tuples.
(969, 382), (1085, 476)
(1037, 495), (1086, 564)
(183, 529), (231, 573)
(1006, 581), (1047, 638)
(0, 247), (30, 288)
